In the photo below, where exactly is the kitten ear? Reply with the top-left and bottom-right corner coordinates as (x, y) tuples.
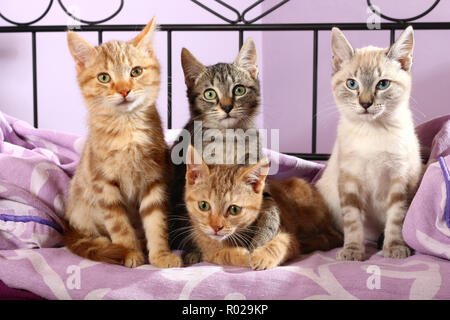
(186, 145), (210, 185)
(181, 48), (206, 87)
(234, 38), (258, 79)
(131, 17), (157, 55)
(331, 27), (354, 73)
(67, 31), (96, 67)
(387, 26), (414, 72)
(239, 158), (270, 193)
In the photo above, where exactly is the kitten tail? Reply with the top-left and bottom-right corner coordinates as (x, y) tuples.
(62, 221), (131, 265)
(298, 225), (343, 254)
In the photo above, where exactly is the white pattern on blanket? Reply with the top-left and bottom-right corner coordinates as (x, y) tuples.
(1, 111), (450, 299)
(0, 244), (448, 299)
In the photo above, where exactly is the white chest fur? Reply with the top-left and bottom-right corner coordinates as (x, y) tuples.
(317, 110), (421, 241)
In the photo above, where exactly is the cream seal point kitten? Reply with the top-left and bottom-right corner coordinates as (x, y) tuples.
(316, 26), (422, 261)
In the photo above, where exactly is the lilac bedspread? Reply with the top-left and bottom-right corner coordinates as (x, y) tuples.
(0, 111), (450, 300)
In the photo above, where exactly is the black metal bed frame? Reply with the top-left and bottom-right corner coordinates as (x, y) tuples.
(0, 0), (448, 161)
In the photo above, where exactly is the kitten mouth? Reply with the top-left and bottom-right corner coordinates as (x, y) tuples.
(208, 233), (228, 241)
(358, 108), (383, 117)
(359, 112), (373, 118)
(356, 111), (384, 122)
(115, 99), (139, 111)
(117, 99), (133, 106)
(220, 116), (238, 126)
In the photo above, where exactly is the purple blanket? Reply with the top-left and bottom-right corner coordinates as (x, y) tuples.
(403, 116), (450, 261)
(1, 111), (450, 300)
(0, 113), (82, 249)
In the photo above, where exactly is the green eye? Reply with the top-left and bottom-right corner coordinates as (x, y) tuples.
(97, 73), (111, 83)
(198, 201), (210, 211)
(228, 205), (242, 215)
(233, 85), (246, 96)
(346, 79), (358, 90)
(131, 67), (143, 77)
(376, 79), (390, 90)
(204, 89), (217, 100)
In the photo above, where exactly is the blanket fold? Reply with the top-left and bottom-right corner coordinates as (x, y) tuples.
(1, 111), (450, 300)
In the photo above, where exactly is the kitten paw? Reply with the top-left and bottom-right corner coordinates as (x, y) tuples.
(150, 251), (183, 268)
(383, 244), (411, 259)
(336, 247), (365, 261)
(124, 250), (145, 268)
(250, 250), (279, 270)
(183, 251), (203, 266)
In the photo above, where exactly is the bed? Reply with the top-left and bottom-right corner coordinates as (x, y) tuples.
(1, 0), (450, 300)
(0, 112), (450, 300)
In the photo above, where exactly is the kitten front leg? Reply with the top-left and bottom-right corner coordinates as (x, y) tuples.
(336, 173), (365, 261)
(382, 180), (411, 259)
(182, 247), (203, 266)
(204, 247), (250, 267)
(98, 181), (145, 268)
(140, 180), (183, 268)
(249, 194), (281, 250)
(250, 231), (299, 270)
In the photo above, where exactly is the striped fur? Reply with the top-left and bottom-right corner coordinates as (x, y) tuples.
(316, 27), (423, 261)
(184, 146), (342, 270)
(169, 39), (281, 260)
(64, 18), (182, 268)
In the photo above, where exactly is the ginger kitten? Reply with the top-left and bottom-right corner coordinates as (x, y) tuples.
(316, 27), (422, 261)
(184, 145), (342, 270)
(63, 18), (182, 268)
(170, 39), (281, 263)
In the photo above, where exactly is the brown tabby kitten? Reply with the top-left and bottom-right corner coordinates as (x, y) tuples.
(184, 145), (342, 270)
(63, 18), (182, 268)
(169, 39), (280, 263)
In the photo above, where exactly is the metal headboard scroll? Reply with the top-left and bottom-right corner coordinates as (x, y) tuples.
(58, 0), (124, 25)
(0, 0), (289, 26)
(0, 0), (448, 161)
(0, 0), (54, 26)
(191, 0), (290, 24)
(0, 0), (124, 26)
(367, 0), (441, 23)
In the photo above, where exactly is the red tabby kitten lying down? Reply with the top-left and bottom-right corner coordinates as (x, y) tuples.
(63, 18), (182, 268)
(184, 145), (342, 270)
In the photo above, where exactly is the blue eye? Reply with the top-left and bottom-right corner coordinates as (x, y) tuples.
(376, 79), (390, 90)
(346, 79), (359, 90)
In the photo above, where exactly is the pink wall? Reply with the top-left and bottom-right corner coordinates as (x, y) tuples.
(1, 0), (450, 154)
(261, 0), (450, 153)
(0, 0), (264, 134)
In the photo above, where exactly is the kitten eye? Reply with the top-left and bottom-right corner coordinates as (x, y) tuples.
(233, 85), (246, 96)
(198, 201), (210, 211)
(130, 67), (143, 77)
(228, 205), (242, 215)
(346, 79), (359, 90)
(376, 79), (390, 90)
(97, 73), (111, 83)
(204, 89), (217, 100)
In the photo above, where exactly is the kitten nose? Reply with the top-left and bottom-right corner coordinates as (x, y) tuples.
(221, 105), (233, 114)
(359, 100), (373, 109)
(118, 89), (130, 98)
(213, 225), (224, 233)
